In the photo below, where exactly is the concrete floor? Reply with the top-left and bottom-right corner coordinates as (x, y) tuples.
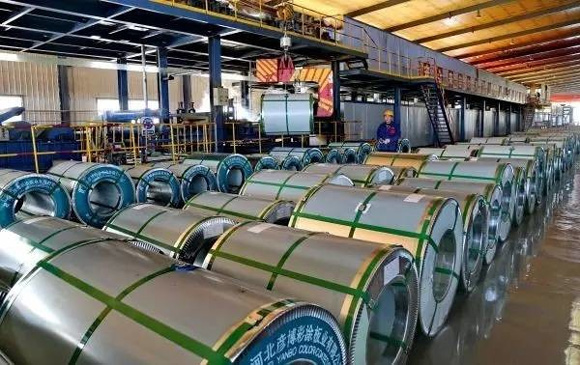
(409, 169), (580, 365)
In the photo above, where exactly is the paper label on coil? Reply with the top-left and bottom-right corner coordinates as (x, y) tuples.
(384, 259), (399, 285)
(132, 205), (149, 210)
(204, 224), (223, 239)
(248, 223), (273, 234)
(22, 216), (51, 225)
(378, 185), (393, 190)
(404, 193), (424, 203)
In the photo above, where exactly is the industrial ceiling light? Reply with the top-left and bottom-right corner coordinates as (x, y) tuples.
(443, 15), (457, 26)
(476, 9), (482, 18)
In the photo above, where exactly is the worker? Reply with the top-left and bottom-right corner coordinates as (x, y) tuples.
(376, 109), (400, 152)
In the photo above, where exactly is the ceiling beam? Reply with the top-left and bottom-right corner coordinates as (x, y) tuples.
(488, 53), (580, 73)
(522, 74), (580, 85)
(511, 68), (580, 83)
(497, 59), (580, 76)
(508, 64), (580, 80)
(436, 17), (580, 53)
(480, 47), (580, 69)
(384, 0), (514, 32)
(416, 2), (580, 44)
(346, 0), (411, 18)
(0, 6), (32, 26)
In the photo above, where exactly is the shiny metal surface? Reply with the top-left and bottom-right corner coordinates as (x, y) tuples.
(0, 230), (347, 364)
(240, 170), (353, 202)
(417, 146), (476, 160)
(122, 165), (181, 207)
(269, 147), (325, 167)
(409, 169), (580, 365)
(261, 93), (314, 136)
(365, 152), (438, 171)
(303, 163), (395, 187)
(183, 191), (295, 225)
(203, 222), (419, 364)
(245, 154), (280, 172)
(395, 177), (502, 266)
(290, 184), (464, 337)
(182, 153), (253, 194)
(328, 142), (373, 163)
(151, 162), (217, 202)
(104, 204), (236, 265)
(469, 137), (507, 145)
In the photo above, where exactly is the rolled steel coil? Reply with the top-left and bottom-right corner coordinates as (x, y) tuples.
(290, 184), (464, 337)
(469, 137), (507, 145)
(325, 148), (358, 164)
(203, 222), (419, 364)
(104, 204), (236, 265)
(0, 351), (9, 365)
(240, 170), (353, 202)
(151, 162), (217, 202)
(389, 166), (418, 180)
(122, 165), (181, 207)
(245, 154), (279, 172)
(269, 147), (325, 167)
(47, 161), (134, 228)
(277, 154), (304, 171)
(261, 93), (314, 136)
(0, 216), (134, 290)
(0, 224), (347, 364)
(364, 152), (438, 170)
(416, 147), (473, 160)
(529, 141), (566, 177)
(395, 177), (501, 265)
(397, 138), (411, 153)
(417, 160), (516, 242)
(0, 169), (71, 228)
(303, 163), (394, 187)
(184, 191), (295, 225)
(182, 153), (253, 194)
(506, 136), (530, 144)
(474, 157), (539, 215)
(328, 141), (373, 163)
(378, 185), (487, 293)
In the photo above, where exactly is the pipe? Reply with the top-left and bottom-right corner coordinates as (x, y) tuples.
(104, 204), (236, 265)
(203, 221), (419, 364)
(302, 163), (394, 187)
(364, 152), (438, 170)
(379, 185), (488, 293)
(269, 147), (325, 168)
(0, 218), (347, 364)
(122, 165), (181, 207)
(245, 154), (279, 172)
(183, 153), (253, 193)
(240, 170), (353, 203)
(328, 141), (373, 163)
(47, 161), (135, 228)
(151, 162), (217, 202)
(0, 169), (71, 228)
(290, 184), (464, 337)
(395, 177), (502, 265)
(416, 160), (515, 243)
(183, 191), (295, 225)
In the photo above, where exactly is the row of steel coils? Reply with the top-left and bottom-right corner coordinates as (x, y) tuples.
(0, 130), (577, 364)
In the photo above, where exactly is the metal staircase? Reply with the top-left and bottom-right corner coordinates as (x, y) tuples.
(420, 83), (455, 147)
(523, 104), (536, 130)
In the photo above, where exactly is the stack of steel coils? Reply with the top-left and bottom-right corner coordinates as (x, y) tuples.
(183, 153), (253, 193)
(302, 163), (395, 187)
(269, 147), (324, 170)
(151, 161), (217, 202)
(245, 153), (280, 172)
(327, 141), (373, 163)
(365, 152), (438, 170)
(122, 165), (181, 207)
(47, 161), (134, 228)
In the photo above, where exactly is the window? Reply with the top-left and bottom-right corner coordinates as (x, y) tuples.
(0, 95), (24, 123)
(97, 98), (160, 123)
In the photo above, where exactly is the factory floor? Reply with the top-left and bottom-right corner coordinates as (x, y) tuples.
(409, 169), (580, 365)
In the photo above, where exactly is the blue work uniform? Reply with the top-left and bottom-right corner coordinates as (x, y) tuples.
(376, 121), (400, 152)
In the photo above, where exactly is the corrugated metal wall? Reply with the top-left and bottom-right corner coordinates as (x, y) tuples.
(0, 61), (60, 124)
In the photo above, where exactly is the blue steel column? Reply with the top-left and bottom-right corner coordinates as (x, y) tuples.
(506, 103), (512, 134)
(117, 58), (129, 111)
(460, 96), (466, 141)
(481, 99), (486, 137)
(394, 86), (401, 131)
(494, 101), (500, 136)
(331, 61), (341, 120)
(209, 35), (224, 152)
(157, 47), (170, 122)
(57, 65), (71, 124)
(182, 75), (192, 108)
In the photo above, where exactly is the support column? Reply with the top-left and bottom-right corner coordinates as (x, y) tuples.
(182, 74), (192, 109)
(117, 58), (129, 111)
(209, 35), (224, 151)
(506, 103), (512, 135)
(157, 47), (170, 123)
(494, 101), (500, 136)
(481, 99), (486, 137)
(460, 96), (466, 142)
(331, 60), (341, 120)
(394, 86), (402, 129)
(240, 80), (250, 109)
(57, 65), (70, 124)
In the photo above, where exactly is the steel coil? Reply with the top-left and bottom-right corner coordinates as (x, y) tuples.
(0, 169), (71, 228)
(104, 204), (236, 265)
(303, 163), (394, 187)
(529, 141), (566, 177)
(389, 166), (418, 180)
(397, 138), (411, 153)
(122, 165), (181, 207)
(245, 154), (279, 172)
(416, 160), (515, 243)
(269, 147), (325, 167)
(325, 148), (358, 164)
(151, 162), (217, 202)
(378, 185), (487, 293)
(183, 153), (254, 194)
(0, 224), (347, 364)
(203, 222), (419, 364)
(277, 154), (304, 171)
(290, 184), (464, 337)
(364, 152), (438, 170)
(47, 161), (135, 228)
(395, 177), (501, 265)
(261, 93), (314, 135)
(0, 216), (133, 291)
(469, 137), (507, 145)
(184, 191), (295, 225)
(328, 141), (373, 163)
(416, 147), (473, 160)
(240, 170), (353, 202)
(506, 136), (530, 144)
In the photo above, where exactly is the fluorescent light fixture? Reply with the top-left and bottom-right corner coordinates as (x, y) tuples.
(0, 52), (19, 62)
(443, 16), (457, 26)
(127, 24), (148, 32)
(89, 61), (117, 70)
(90, 35), (102, 40)
(127, 64), (159, 73)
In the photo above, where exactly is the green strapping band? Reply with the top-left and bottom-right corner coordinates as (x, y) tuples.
(38, 262), (231, 364)
(434, 267), (460, 280)
(206, 221), (254, 269)
(266, 232), (319, 290)
(369, 331), (407, 351)
(105, 223), (180, 255)
(413, 199), (443, 272)
(434, 180), (443, 189)
(185, 201), (260, 221)
(68, 265), (176, 364)
(348, 192), (377, 238)
(216, 195), (244, 215)
(419, 171), (496, 182)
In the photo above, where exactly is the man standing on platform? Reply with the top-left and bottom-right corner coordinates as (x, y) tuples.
(376, 109), (400, 152)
